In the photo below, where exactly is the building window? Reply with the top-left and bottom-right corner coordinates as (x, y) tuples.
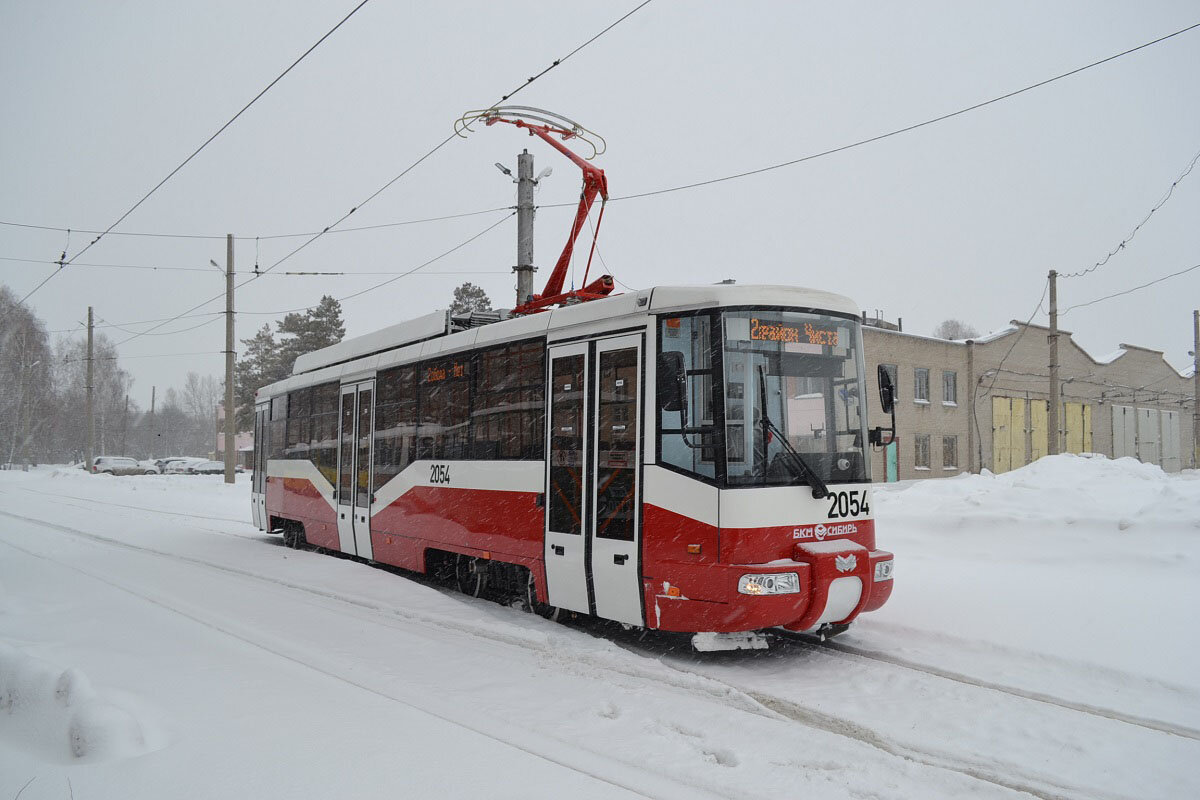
(942, 371), (957, 404)
(914, 434), (930, 469)
(942, 435), (957, 469)
(914, 368), (929, 403)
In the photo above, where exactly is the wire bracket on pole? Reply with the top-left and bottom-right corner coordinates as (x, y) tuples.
(456, 106), (614, 314)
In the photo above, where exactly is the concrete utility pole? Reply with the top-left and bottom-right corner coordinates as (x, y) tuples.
(966, 339), (976, 473)
(514, 149), (536, 307)
(224, 233), (236, 484)
(149, 386), (156, 458)
(1193, 309), (1199, 468)
(1047, 270), (1060, 456)
(86, 306), (94, 471)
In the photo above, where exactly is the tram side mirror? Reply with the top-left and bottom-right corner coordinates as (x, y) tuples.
(877, 364), (895, 414)
(657, 351), (687, 412)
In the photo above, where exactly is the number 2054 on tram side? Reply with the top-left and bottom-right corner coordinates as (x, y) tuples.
(250, 284), (895, 644)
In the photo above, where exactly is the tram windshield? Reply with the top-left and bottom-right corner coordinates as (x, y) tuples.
(722, 310), (868, 485)
(658, 309), (870, 486)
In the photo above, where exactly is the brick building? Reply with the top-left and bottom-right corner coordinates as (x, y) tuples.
(863, 319), (1195, 481)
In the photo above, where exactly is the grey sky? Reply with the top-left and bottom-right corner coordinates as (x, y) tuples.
(3, 1), (1198, 410)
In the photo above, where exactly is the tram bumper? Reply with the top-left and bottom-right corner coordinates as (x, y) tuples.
(646, 542), (894, 634)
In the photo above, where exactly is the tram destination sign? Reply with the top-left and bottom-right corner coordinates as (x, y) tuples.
(749, 318), (840, 347)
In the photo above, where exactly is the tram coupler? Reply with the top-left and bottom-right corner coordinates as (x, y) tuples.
(691, 632), (769, 652)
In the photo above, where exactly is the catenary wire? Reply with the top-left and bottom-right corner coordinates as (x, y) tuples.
(0, 205), (513, 242)
(1, 255), (507, 277)
(533, 21), (1200, 206)
(1061, 261), (1200, 314)
(239, 212), (514, 315)
(1059, 147), (1200, 279)
(16, 0), (374, 307)
(108, 1), (653, 347)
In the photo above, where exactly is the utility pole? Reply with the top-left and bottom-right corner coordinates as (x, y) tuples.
(121, 394), (128, 455)
(514, 149), (536, 307)
(149, 386), (156, 458)
(1047, 270), (1060, 456)
(1193, 308), (1199, 469)
(224, 233), (236, 484)
(86, 306), (94, 471)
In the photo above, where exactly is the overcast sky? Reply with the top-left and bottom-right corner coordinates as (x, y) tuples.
(3, 1), (1198, 409)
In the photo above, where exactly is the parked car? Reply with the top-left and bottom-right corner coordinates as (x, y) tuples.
(138, 460), (161, 474)
(91, 456), (144, 476)
(187, 460), (226, 475)
(159, 457), (207, 474)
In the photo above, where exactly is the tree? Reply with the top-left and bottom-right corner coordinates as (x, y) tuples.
(0, 287), (54, 464)
(450, 282), (492, 314)
(932, 319), (980, 340)
(233, 296), (345, 430)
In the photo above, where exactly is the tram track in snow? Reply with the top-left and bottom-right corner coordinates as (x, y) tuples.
(1, 504), (1192, 800)
(770, 630), (1200, 742)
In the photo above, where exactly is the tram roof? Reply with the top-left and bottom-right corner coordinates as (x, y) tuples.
(257, 284), (857, 400)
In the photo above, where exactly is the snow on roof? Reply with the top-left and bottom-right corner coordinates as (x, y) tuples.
(970, 325), (1018, 344)
(1096, 349), (1127, 364)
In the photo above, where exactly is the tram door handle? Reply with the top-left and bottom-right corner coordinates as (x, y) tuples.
(552, 545), (565, 556)
(613, 554), (628, 565)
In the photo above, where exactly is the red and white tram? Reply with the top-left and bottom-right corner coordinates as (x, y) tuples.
(250, 284), (895, 642)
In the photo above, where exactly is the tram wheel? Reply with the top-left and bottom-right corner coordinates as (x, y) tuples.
(455, 556), (486, 598)
(524, 570), (560, 621)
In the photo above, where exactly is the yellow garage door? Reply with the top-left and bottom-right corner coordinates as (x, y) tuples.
(1063, 403), (1093, 454)
(992, 397), (1026, 473)
(1030, 400), (1048, 462)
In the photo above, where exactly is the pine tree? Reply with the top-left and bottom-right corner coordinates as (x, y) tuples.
(450, 282), (492, 314)
(234, 296), (345, 430)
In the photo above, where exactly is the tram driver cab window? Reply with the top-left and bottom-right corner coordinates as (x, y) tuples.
(658, 315), (716, 480)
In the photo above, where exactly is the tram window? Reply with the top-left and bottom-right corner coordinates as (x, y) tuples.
(374, 365), (417, 491)
(473, 340), (545, 460)
(658, 315), (717, 480)
(418, 356), (470, 460)
(268, 395), (286, 461)
(309, 382), (340, 484)
(285, 388), (312, 459)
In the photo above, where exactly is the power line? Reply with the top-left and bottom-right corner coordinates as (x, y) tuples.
(240, 212), (515, 315)
(1062, 261), (1200, 314)
(1, 254), (508, 277)
(108, 2), (653, 347)
(597, 21), (1200, 205)
(1060, 147), (1200, 279)
(16, 0), (374, 307)
(0, 205), (513, 242)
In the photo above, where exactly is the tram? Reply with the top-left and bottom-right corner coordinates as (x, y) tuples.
(250, 107), (894, 646)
(250, 284), (896, 642)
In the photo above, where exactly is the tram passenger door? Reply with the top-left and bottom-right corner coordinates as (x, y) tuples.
(252, 403), (269, 530)
(544, 336), (644, 625)
(591, 335), (643, 626)
(336, 380), (375, 559)
(545, 344), (590, 614)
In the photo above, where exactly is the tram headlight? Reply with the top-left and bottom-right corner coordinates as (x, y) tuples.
(738, 573), (801, 595)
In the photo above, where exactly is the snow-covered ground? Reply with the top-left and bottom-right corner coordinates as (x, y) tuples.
(1, 455), (1197, 799)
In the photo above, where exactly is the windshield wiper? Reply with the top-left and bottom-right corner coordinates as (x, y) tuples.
(757, 365), (830, 499)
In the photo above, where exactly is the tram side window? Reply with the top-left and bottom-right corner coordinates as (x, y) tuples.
(658, 315), (717, 479)
(269, 395), (287, 461)
(374, 365), (417, 492)
(418, 357), (470, 460)
(473, 340), (545, 460)
(285, 387), (312, 460)
(309, 382), (340, 485)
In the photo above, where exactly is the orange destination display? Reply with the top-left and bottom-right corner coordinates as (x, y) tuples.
(749, 318), (840, 347)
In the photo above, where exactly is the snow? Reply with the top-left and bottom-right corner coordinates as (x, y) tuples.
(1, 456), (1198, 799)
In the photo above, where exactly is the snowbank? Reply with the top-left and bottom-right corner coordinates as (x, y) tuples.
(876, 453), (1200, 532)
(0, 642), (157, 762)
